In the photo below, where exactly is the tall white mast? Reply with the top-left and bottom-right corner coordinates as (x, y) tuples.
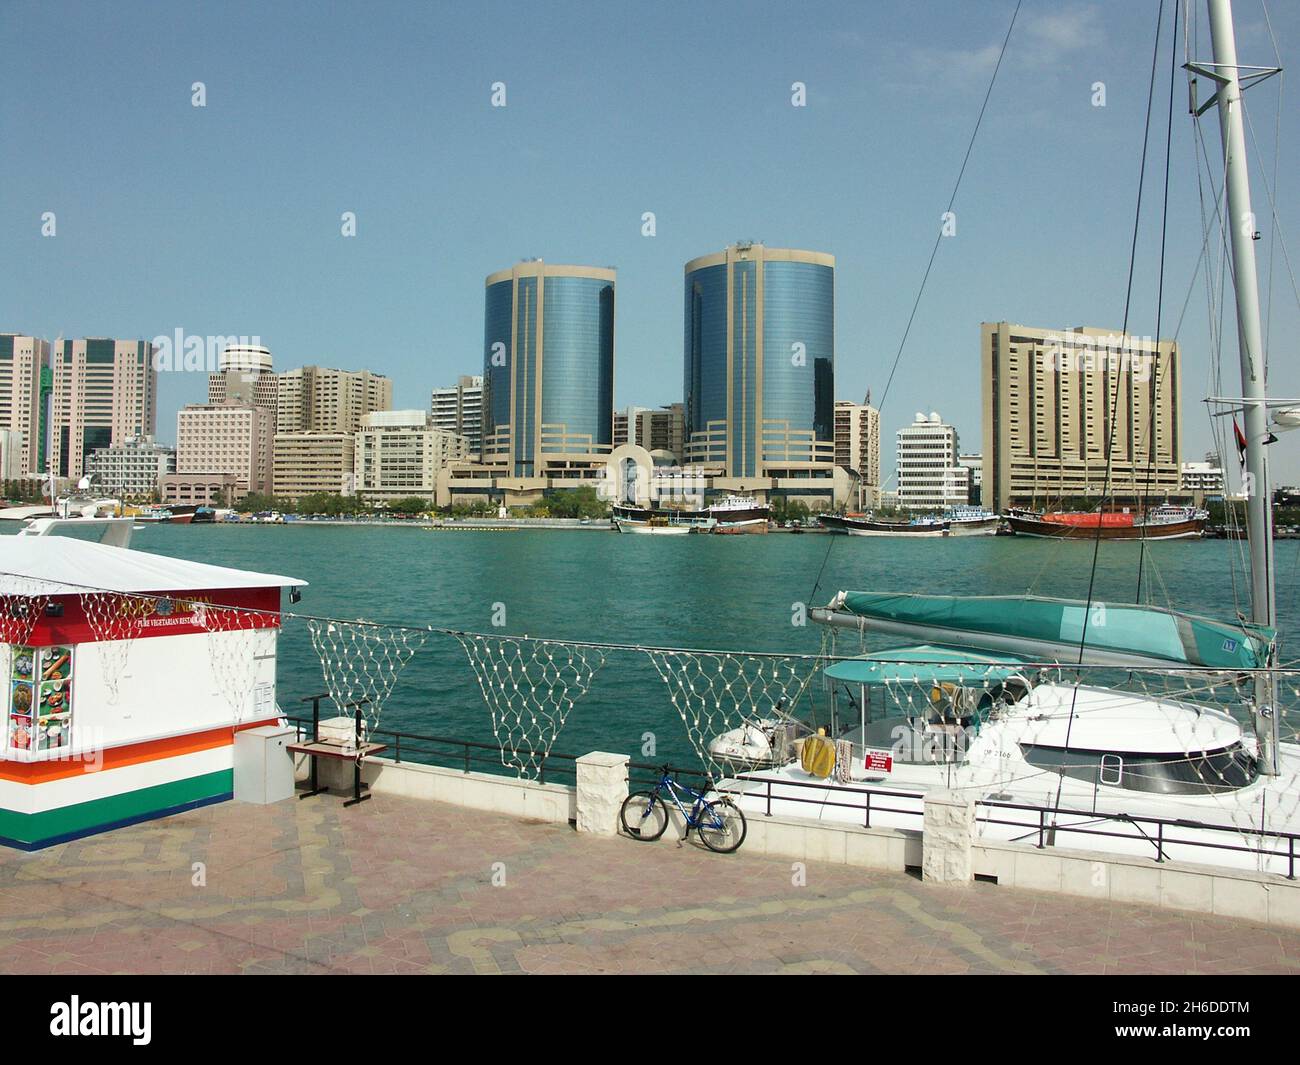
(1190, 0), (1282, 770)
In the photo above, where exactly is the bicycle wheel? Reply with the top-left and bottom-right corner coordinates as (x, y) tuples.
(620, 790), (669, 841)
(696, 798), (747, 853)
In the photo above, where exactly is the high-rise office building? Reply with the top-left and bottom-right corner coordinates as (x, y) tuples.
(50, 339), (157, 479)
(0, 334), (49, 476)
(430, 375), (484, 460)
(683, 243), (835, 498)
(208, 344), (277, 413)
(276, 366), (392, 435)
(481, 260), (615, 480)
(981, 322), (1181, 511)
(896, 412), (969, 510)
(834, 396), (880, 507)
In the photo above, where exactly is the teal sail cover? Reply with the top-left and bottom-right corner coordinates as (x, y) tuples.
(828, 592), (1274, 670)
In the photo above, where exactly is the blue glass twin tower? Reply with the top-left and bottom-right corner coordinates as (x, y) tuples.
(684, 243), (835, 483)
(482, 261), (616, 479)
(478, 245), (835, 499)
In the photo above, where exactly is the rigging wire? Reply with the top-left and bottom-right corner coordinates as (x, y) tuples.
(1053, 0), (1169, 817)
(808, 0), (1023, 609)
(1135, 0), (1182, 604)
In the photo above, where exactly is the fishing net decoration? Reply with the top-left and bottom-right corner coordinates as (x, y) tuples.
(79, 591), (150, 703)
(453, 633), (606, 779)
(643, 648), (823, 778)
(0, 577), (51, 648)
(194, 601), (275, 722)
(307, 618), (429, 742)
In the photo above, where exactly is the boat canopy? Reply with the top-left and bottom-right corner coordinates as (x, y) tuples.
(818, 592), (1274, 671)
(824, 644), (1029, 685)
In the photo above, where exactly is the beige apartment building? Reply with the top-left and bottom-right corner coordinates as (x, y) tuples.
(277, 366), (392, 435)
(172, 403), (274, 501)
(50, 338), (157, 480)
(981, 322), (1181, 512)
(0, 334), (49, 476)
(834, 397), (881, 508)
(272, 431), (356, 501)
(355, 410), (467, 503)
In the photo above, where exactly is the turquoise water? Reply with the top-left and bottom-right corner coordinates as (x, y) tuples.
(116, 523), (1300, 770)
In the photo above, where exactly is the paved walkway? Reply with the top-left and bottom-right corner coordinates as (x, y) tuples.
(0, 793), (1296, 974)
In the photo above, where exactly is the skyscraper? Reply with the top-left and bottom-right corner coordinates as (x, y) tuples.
(683, 243), (835, 500)
(0, 334), (49, 476)
(50, 338), (157, 479)
(481, 260), (615, 480)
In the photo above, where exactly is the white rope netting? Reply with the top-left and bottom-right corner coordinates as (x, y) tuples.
(0, 580), (51, 648)
(194, 602), (273, 722)
(306, 619), (428, 740)
(454, 633), (606, 779)
(644, 648), (823, 777)
(79, 592), (149, 703)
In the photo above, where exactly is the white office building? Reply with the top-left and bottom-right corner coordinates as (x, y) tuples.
(896, 411), (969, 511)
(355, 409), (469, 503)
(86, 435), (176, 499)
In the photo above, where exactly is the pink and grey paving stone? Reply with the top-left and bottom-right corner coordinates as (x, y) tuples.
(0, 792), (1294, 975)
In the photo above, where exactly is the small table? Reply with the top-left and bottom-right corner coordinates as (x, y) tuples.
(288, 738), (387, 806)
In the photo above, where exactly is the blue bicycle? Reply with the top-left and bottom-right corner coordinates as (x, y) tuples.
(620, 766), (748, 853)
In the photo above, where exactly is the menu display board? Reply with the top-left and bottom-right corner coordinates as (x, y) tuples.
(8, 645), (74, 755)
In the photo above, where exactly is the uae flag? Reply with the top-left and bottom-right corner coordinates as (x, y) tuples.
(1234, 418), (1248, 463)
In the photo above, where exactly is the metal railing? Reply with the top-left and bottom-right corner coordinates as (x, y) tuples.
(727, 771), (926, 831)
(976, 798), (1300, 880)
(285, 704), (581, 785)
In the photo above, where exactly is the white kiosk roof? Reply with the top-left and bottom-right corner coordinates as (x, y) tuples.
(0, 537), (308, 595)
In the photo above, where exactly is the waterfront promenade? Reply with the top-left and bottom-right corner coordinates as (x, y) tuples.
(0, 794), (1294, 975)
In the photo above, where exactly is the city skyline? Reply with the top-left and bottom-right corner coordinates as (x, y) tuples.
(5, 1), (1297, 480)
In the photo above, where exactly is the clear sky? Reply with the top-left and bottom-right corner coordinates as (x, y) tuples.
(3, 0), (1298, 481)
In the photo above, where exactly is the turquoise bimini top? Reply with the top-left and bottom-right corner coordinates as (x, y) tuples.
(823, 644), (1030, 686)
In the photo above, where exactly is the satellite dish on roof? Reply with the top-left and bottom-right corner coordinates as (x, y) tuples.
(78, 476), (92, 492)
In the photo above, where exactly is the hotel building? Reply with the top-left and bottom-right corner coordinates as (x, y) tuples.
(168, 403), (274, 503)
(683, 243), (840, 507)
(443, 261), (615, 507)
(981, 322), (1182, 512)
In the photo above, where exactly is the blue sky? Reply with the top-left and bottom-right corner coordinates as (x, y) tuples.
(3, 0), (1298, 480)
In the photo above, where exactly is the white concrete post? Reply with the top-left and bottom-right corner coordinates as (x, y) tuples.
(575, 752), (629, 835)
(922, 790), (976, 884)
